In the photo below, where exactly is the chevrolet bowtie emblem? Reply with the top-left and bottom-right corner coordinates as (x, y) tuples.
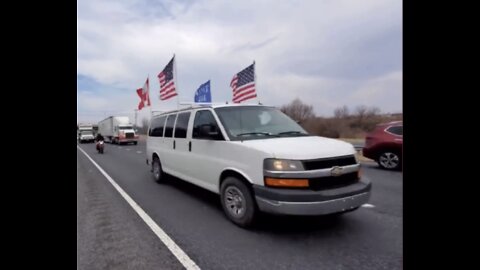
(331, 166), (343, 177)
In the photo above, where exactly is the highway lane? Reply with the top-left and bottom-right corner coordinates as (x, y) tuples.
(77, 140), (402, 269)
(77, 148), (184, 270)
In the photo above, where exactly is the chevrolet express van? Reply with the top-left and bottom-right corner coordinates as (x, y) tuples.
(146, 104), (371, 227)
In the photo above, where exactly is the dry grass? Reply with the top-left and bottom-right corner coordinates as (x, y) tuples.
(355, 153), (375, 163)
(339, 138), (365, 144)
(338, 138), (375, 163)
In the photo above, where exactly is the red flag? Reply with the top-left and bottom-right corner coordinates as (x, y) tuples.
(136, 77), (151, 110)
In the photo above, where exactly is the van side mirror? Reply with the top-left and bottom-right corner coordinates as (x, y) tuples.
(200, 124), (219, 138)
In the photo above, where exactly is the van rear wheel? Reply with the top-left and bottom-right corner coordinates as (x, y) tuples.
(152, 157), (164, 183)
(220, 177), (257, 228)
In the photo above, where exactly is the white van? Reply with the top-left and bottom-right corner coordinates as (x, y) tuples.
(146, 104), (371, 227)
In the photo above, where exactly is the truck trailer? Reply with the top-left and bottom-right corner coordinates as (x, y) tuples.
(98, 116), (138, 145)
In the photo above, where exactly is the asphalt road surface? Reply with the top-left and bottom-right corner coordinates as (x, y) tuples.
(77, 140), (402, 270)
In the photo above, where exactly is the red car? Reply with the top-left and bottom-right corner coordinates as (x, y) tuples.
(363, 121), (403, 170)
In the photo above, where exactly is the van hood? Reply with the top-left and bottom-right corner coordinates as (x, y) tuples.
(237, 136), (356, 160)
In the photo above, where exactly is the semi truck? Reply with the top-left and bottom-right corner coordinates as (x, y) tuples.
(98, 116), (138, 145)
(78, 124), (95, 143)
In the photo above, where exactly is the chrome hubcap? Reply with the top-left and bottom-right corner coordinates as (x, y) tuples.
(379, 152), (399, 169)
(224, 186), (245, 217)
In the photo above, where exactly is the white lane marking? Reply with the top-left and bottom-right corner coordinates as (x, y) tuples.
(137, 151), (142, 154)
(362, 204), (375, 208)
(77, 146), (201, 270)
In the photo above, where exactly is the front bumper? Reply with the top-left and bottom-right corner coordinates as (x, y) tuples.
(253, 178), (371, 215)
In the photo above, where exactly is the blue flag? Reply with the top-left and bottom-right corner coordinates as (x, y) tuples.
(194, 80), (211, 103)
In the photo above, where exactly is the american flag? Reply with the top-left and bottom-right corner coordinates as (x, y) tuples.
(230, 63), (257, 103)
(158, 56), (178, 100)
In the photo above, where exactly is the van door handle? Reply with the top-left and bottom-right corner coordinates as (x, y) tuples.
(189, 141), (192, 152)
(173, 140), (176, 149)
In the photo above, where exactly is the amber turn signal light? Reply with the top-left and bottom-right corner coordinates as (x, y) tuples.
(265, 178), (309, 187)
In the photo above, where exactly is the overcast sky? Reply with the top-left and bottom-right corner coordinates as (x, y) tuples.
(77, 0), (402, 124)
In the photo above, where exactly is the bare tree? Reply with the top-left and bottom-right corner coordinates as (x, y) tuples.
(355, 105), (368, 122)
(351, 105), (382, 131)
(280, 98), (315, 123)
(334, 105), (350, 119)
(366, 106), (381, 117)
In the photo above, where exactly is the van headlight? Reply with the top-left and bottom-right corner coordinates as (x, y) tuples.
(264, 159), (304, 171)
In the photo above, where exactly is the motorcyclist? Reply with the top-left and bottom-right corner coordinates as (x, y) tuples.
(95, 133), (104, 142)
(95, 133), (104, 151)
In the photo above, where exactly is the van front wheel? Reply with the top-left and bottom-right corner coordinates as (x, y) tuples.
(220, 177), (257, 228)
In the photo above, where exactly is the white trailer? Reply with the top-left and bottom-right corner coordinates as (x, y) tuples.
(98, 116), (138, 145)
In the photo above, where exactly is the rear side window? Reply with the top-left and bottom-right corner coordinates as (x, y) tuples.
(164, 114), (177, 137)
(174, 112), (191, 138)
(387, 126), (403, 135)
(149, 116), (166, 137)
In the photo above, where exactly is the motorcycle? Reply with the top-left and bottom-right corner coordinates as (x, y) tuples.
(96, 140), (104, 154)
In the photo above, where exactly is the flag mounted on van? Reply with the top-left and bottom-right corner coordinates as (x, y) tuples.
(194, 80), (211, 103)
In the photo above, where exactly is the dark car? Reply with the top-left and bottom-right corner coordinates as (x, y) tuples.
(363, 121), (403, 170)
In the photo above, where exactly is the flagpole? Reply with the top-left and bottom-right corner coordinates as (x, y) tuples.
(148, 74), (152, 119)
(174, 53), (179, 109)
(254, 60), (260, 104)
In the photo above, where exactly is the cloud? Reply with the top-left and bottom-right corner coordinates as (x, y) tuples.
(77, 0), (402, 123)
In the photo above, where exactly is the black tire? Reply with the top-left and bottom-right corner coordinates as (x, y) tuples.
(377, 151), (402, 170)
(152, 156), (164, 183)
(220, 177), (257, 228)
(134, 141), (138, 145)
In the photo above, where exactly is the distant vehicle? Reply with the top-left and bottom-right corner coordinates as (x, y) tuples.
(146, 104), (371, 227)
(78, 124), (95, 143)
(363, 121), (403, 170)
(98, 116), (139, 145)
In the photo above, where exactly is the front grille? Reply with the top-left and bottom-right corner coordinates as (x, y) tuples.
(302, 155), (357, 170)
(125, 132), (134, 138)
(309, 172), (359, 191)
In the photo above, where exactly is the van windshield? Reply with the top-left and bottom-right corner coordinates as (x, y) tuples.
(119, 126), (133, 130)
(214, 106), (309, 141)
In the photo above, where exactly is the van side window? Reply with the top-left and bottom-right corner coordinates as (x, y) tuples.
(192, 110), (224, 140)
(174, 112), (191, 138)
(149, 116), (166, 137)
(164, 114), (177, 138)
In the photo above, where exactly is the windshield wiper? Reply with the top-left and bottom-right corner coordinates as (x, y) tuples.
(236, 132), (274, 137)
(277, 131), (308, 136)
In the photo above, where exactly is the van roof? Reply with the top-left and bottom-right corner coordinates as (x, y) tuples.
(152, 103), (273, 117)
